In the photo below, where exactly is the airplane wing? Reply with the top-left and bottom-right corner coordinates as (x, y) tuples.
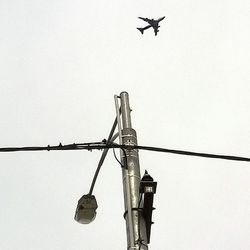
(138, 17), (150, 22)
(156, 16), (165, 22)
(137, 25), (152, 35)
(143, 25), (152, 30)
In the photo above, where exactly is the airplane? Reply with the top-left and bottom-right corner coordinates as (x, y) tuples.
(137, 16), (165, 36)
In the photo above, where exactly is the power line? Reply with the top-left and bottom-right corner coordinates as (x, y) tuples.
(133, 145), (250, 162)
(0, 141), (249, 162)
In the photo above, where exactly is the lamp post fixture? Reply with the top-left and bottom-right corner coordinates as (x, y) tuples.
(74, 194), (98, 224)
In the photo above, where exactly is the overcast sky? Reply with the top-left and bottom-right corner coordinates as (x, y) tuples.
(0, 0), (250, 249)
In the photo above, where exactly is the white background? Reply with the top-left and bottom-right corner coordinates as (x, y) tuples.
(0, 0), (250, 249)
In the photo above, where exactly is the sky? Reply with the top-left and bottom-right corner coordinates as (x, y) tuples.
(0, 0), (250, 249)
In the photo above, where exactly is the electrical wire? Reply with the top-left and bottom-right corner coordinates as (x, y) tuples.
(88, 118), (118, 195)
(112, 147), (128, 169)
(83, 144), (250, 162)
(134, 145), (250, 162)
(0, 142), (250, 162)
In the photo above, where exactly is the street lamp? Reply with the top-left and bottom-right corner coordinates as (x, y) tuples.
(74, 194), (98, 224)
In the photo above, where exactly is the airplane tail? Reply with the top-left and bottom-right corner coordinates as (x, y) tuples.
(137, 28), (144, 34)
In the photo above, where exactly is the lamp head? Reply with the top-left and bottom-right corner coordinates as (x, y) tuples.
(74, 194), (98, 224)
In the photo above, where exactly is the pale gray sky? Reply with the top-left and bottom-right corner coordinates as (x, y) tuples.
(0, 0), (250, 249)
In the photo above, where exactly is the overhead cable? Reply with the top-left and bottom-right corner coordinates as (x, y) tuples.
(0, 142), (249, 162)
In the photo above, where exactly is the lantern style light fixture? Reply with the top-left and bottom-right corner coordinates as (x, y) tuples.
(74, 194), (98, 224)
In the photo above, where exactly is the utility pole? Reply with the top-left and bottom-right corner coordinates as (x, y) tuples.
(115, 92), (148, 250)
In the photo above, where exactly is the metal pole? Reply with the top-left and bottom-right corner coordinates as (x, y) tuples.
(119, 92), (148, 250)
(114, 95), (135, 248)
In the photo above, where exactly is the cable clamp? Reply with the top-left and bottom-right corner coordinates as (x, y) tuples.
(123, 208), (143, 219)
